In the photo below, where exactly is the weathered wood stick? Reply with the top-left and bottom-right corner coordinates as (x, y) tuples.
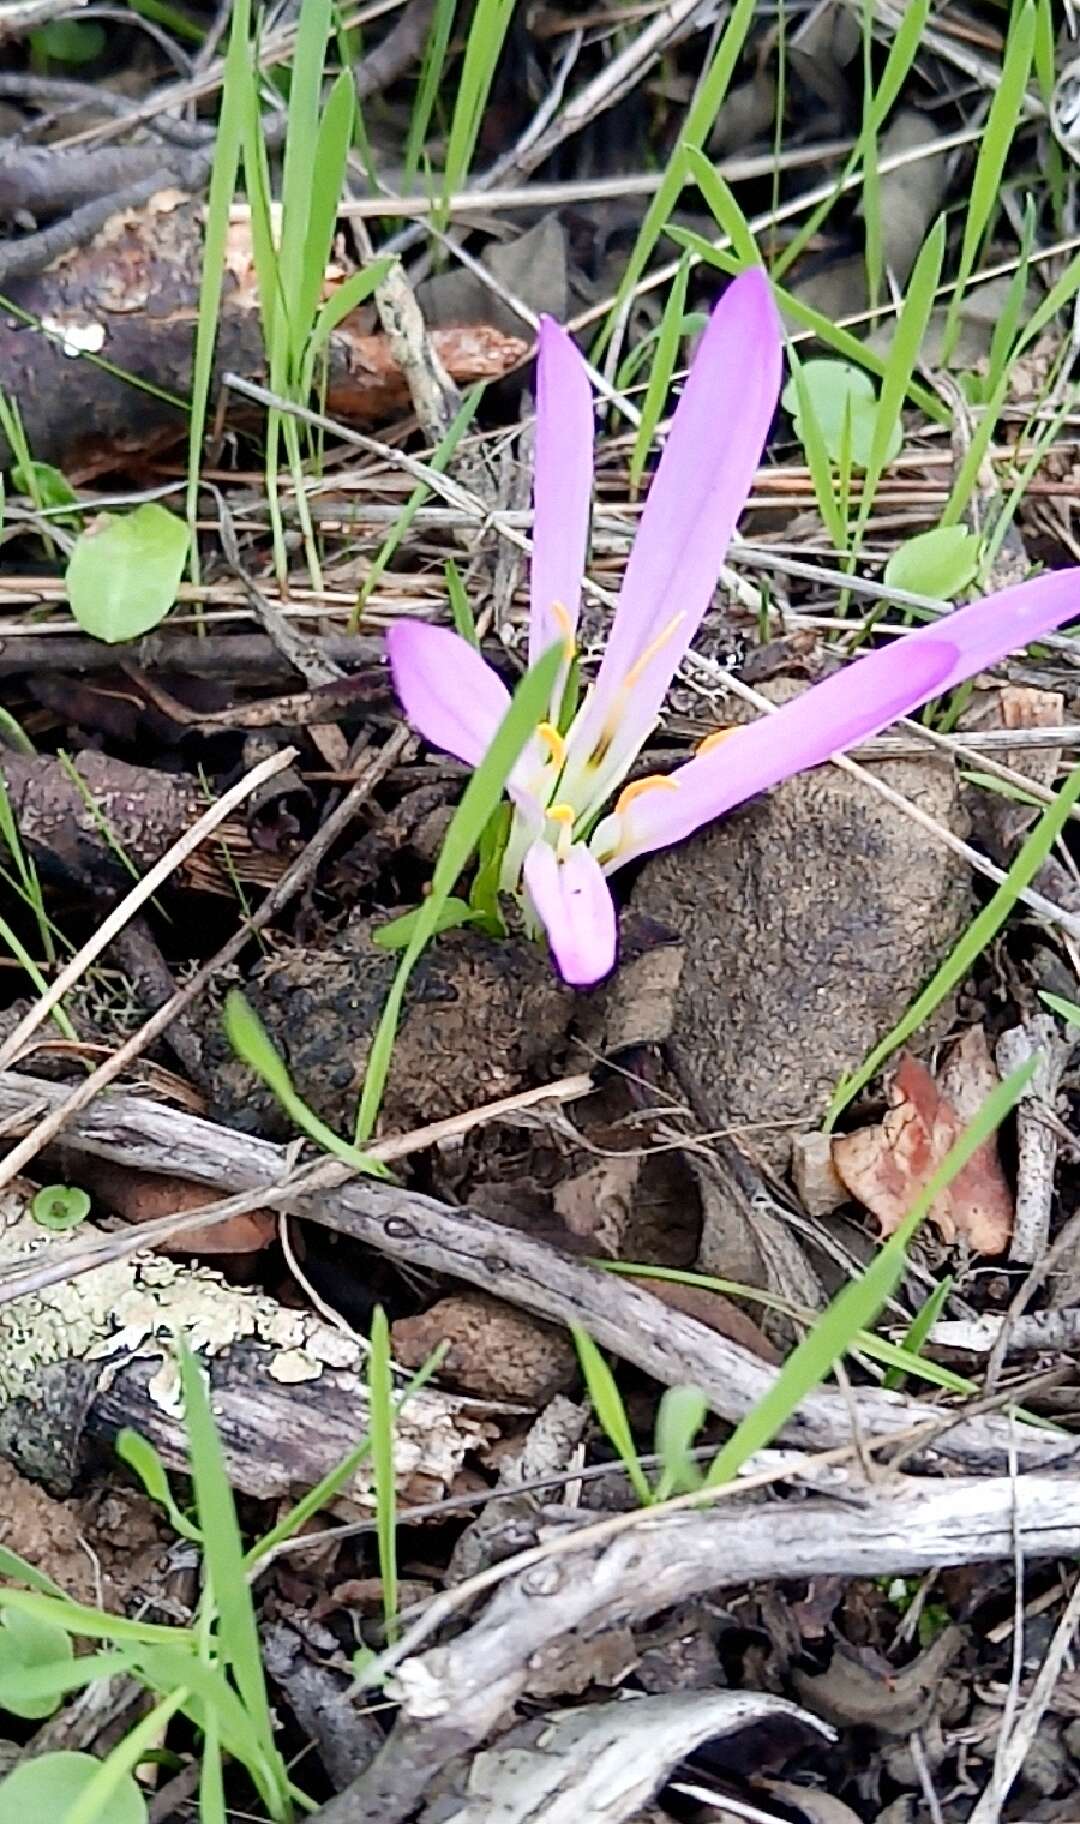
(0, 1071), (1075, 1473)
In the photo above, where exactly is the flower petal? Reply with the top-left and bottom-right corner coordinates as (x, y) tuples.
(562, 267), (783, 807)
(597, 636), (959, 868)
(530, 316), (594, 667)
(388, 621), (511, 768)
(523, 840), (617, 986)
(600, 562), (1080, 868)
(900, 567), (1080, 696)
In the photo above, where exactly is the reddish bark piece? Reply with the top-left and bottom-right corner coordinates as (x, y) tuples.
(0, 192), (528, 474)
(832, 1048), (1013, 1253)
(82, 1158), (276, 1256)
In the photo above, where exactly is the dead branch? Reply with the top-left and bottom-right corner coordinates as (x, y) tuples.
(314, 1474), (1080, 1824)
(0, 192), (526, 471)
(0, 1073), (1074, 1475)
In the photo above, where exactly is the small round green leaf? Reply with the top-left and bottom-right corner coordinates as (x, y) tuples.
(31, 1184), (90, 1231)
(31, 19), (107, 62)
(0, 1752), (146, 1823)
(0, 1608), (72, 1719)
(883, 526), (980, 601)
(11, 461), (78, 515)
(781, 357), (902, 470)
(65, 505), (190, 645)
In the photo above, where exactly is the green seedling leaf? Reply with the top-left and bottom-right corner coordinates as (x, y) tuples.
(368, 1307), (398, 1642)
(572, 1324), (652, 1507)
(32, 18), (107, 60)
(66, 504), (190, 644)
(884, 527), (980, 600)
(30, 1183), (90, 1231)
(0, 1606), (72, 1718)
(11, 461), (78, 517)
(223, 989), (385, 1176)
(0, 1650), (134, 1715)
(446, 557), (480, 649)
(653, 1384), (708, 1499)
(354, 642), (563, 1142)
(0, 1751), (146, 1824)
(373, 897), (476, 950)
(781, 359), (901, 471)
(115, 1431), (201, 1543)
(883, 1275), (953, 1392)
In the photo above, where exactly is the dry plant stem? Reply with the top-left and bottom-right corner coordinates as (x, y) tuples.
(0, 731), (410, 1194)
(996, 1017), (1072, 1266)
(322, 145), (857, 220)
(967, 1572), (1080, 1824)
(0, 1073), (1072, 1475)
(0, 746), (296, 1073)
(315, 1475), (1080, 1824)
(569, 118), (986, 334)
(930, 1308), (1080, 1355)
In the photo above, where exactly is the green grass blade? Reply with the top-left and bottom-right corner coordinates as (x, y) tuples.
(882, 1274), (953, 1391)
(572, 1323), (653, 1506)
(177, 1345), (287, 1805)
(986, 194), (1035, 396)
(368, 1307), (398, 1643)
(245, 1343), (447, 1569)
(854, 215), (945, 542)
(298, 69), (356, 348)
(186, 0), (252, 581)
(62, 1688), (188, 1824)
(352, 384), (482, 624)
(705, 1058), (1037, 1487)
(277, 0), (333, 353)
(630, 256), (691, 494)
(595, 0), (756, 357)
(787, 347), (849, 551)
(439, 0), (514, 225)
(302, 260), (393, 387)
(404, 0), (457, 191)
(684, 149), (761, 269)
(940, 1), (1035, 366)
(670, 229), (948, 424)
(861, 0), (882, 313)
(598, 1261), (981, 1399)
(353, 641), (562, 1141)
(773, 0), (929, 282)
(826, 761), (1080, 1127)
(446, 556), (480, 648)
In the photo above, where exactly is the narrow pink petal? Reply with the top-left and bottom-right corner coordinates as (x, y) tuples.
(523, 840), (618, 986)
(602, 564), (1080, 868)
(530, 317), (594, 666)
(562, 267), (783, 802)
(388, 621), (510, 768)
(600, 637), (958, 868)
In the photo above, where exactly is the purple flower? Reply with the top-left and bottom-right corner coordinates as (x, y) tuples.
(389, 268), (1080, 986)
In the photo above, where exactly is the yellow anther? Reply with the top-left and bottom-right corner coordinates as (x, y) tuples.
(622, 612), (687, 690)
(696, 725), (736, 756)
(614, 774), (679, 815)
(536, 721), (567, 769)
(545, 802), (575, 827)
(550, 600), (576, 661)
